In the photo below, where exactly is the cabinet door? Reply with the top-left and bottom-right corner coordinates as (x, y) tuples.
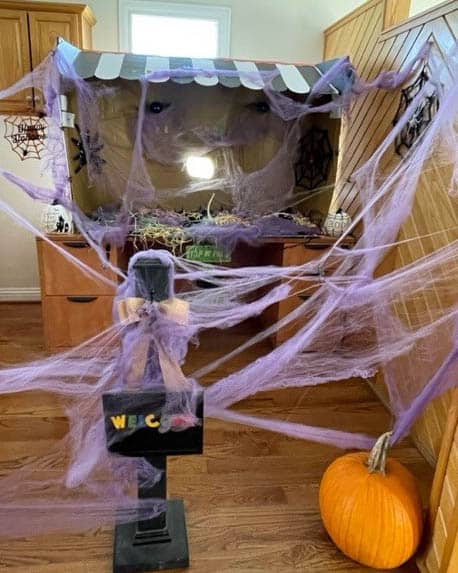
(0, 9), (33, 114)
(29, 11), (80, 69)
(42, 295), (114, 348)
(36, 238), (118, 296)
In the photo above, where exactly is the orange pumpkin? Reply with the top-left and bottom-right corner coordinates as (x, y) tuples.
(319, 432), (424, 570)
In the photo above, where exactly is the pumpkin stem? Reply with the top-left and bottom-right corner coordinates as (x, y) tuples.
(368, 431), (393, 474)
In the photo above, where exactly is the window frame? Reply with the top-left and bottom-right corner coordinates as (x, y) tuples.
(118, 0), (231, 58)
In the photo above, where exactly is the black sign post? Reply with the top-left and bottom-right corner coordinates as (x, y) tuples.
(103, 257), (203, 573)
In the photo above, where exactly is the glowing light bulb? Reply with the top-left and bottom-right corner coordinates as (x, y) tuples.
(185, 156), (215, 180)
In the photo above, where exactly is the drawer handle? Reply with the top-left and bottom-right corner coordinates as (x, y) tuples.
(298, 293), (311, 300)
(303, 243), (330, 250)
(66, 296), (98, 303)
(63, 241), (90, 249)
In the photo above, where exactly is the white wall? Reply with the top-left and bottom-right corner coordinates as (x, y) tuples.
(0, 125), (52, 299)
(0, 0), (368, 296)
(33, 0), (368, 61)
(77, 0), (452, 55)
(410, 0), (445, 16)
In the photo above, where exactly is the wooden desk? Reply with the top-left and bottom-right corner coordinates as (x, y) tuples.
(36, 234), (354, 350)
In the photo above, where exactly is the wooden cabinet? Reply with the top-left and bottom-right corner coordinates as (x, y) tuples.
(0, 9), (33, 113)
(29, 11), (80, 68)
(36, 235), (125, 351)
(42, 295), (115, 348)
(38, 238), (119, 296)
(0, 1), (95, 114)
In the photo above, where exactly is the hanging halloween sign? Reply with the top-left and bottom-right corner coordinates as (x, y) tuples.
(4, 115), (47, 160)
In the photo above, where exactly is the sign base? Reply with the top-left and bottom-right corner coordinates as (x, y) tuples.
(113, 499), (189, 572)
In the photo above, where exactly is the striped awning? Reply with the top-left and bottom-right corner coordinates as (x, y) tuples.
(57, 40), (341, 95)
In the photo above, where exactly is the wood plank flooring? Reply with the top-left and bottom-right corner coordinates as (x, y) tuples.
(0, 303), (433, 572)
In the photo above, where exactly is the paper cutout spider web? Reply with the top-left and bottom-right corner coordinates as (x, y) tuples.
(4, 115), (47, 160)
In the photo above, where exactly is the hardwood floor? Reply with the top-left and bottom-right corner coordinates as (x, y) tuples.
(0, 303), (433, 572)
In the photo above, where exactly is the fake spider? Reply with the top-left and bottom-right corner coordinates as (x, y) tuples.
(71, 123), (106, 174)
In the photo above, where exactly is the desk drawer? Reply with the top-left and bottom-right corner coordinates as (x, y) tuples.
(42, 295), (114, 348)
(37, 239), (117, 296)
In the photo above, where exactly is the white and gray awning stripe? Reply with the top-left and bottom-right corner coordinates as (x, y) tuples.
(59, 42), (340, 95)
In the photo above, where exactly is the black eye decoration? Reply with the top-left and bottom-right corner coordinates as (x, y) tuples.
(246, 100), (270, 113)
(148, 101), (170, 114)
(255, 101), (270, 113)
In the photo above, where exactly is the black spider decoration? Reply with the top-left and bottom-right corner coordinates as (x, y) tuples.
(70, 123), (106, 174)
(393, 67), (439, 156)
(295, 127), (333, 191)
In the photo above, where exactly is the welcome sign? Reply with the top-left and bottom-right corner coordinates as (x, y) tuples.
(102, 391), (204, 457)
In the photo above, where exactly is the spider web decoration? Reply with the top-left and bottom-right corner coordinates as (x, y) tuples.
(71, 123), (106, 174)
(393, 67), (439, 156)
(4, 116), (47, 160)
(295, 127), (333, 190)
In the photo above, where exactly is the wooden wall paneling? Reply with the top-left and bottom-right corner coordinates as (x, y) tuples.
(332, 32), (415, 213)
(351, 2), (385, 64)
(418, 395), (458, 572)
(383, 0), (458, 38)
(323, 3), (457, 567)
(323, 0), (458, 460)
(324, 0), (383, 60)
(383, 0), (411, 30)
(344, 22), (453, 216)
(327, 4), (458, 214)
(428, 390), (458, 524)
(337, 26), (429, 213)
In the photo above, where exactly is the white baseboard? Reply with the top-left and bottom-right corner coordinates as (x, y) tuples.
(0, 287), (41, 302)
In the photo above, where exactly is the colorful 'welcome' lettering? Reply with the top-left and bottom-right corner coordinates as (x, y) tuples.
(109, 413), (161, 430)
(110, 415), (126, 430)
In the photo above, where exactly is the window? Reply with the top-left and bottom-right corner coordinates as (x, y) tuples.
(119, 1), (231, 58)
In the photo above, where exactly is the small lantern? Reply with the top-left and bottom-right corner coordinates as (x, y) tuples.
(323, 209), (352, 237)
(41, 203), (72, 234)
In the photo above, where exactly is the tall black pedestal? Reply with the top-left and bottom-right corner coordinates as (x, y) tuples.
(105, 256), (203, 573)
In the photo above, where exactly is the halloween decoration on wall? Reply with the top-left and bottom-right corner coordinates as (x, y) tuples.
(319, 432), (424, 569)
(4, 116), (47, 160)
(393, 66), (439, 156)
(323, 209), (352, 237)
(0, 38), (454, 567)
(295, 127), (333, 190)
(70, 123), (105, 174)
